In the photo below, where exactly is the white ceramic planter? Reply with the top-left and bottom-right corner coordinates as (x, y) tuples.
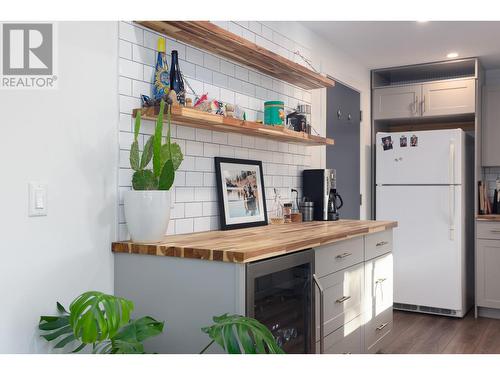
(123, 190), (172, 244)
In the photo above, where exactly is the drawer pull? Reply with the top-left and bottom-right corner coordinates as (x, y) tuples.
(376, 322), (389, 331)
(335, 252), (352, 259)
(342, 352), (352, 354)
(375, 278), (387, 284)
(376, 241), (389, 247)
(336, 296), (351, 303)
(490, 230), (500, 233)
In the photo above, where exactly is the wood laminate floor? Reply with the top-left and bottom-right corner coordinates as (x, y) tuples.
(380, 310), (500, 354)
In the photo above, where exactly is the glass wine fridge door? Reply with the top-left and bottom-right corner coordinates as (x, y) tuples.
(246, 250), (314, 354)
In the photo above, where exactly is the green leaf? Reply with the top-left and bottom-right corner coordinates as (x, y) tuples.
(39, 315), (70, 331)
(41, 323), (72, 341)
(71, 342), (87, 353)
(158, 159), (174, 190)
(132, 170), (158, 190)
(134, 111), (141, 142)
(110, 316), (164, 354)
(141, 136), (154, 169)
(153, 100), (165, 178)
(57, 302), (68, 314)
(130, 140), (140, 171)
(201, 314), (284, 354)
(54, 333), (77, 349)
(68, 291), (134, 344)
(161, 143), (183, 171)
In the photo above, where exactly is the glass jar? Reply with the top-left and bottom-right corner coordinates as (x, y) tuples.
(270, 189), (284, 224)
(283, 203), (292, 223)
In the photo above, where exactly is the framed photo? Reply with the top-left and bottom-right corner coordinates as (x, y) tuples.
(215, 157), (268, 230)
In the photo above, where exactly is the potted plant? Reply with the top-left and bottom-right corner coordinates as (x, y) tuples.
(40, 291), (283, 354)
(124, 99), (183, 243)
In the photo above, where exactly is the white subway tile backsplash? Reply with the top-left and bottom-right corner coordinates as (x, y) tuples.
(120, 22), (144, 45)
(204, 53), (220, 72)
(203, 201), (218, 216)
(196, 129), (212, 143)
(204, 143), (220, 157)
(119, 59), (143, 80)
(195, 157), (214, 172)
(176, 218), (194, 234)
(177, 125), (196, 140)
(119, 77), (132, 96)
(203, 172), (216, 187)
(117, 21), (311, 236)
(185, 202), (203, 217)
(186, 140), (204, 156)
(186, 46), (204, 65)
(132, 44), (155, 66)
(212, 131), (228, 145)
(186, 171), (204, 187)
(195, 187), (216, 202)
(119, 40), (132, 59)
(176, 187), (195, 202)
(196, 66), (213, 83)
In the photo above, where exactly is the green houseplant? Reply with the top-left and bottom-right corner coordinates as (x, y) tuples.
(123, 99), (184, 243)
(39, 291), (164, 353)
(40, 291), (283, 354)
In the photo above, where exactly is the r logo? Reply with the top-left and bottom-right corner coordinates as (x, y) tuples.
(2, 23), (53, 75)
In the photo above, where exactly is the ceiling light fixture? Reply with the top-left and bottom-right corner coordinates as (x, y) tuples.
(447, 52), (459, 59)
(416, 20), (429, 23)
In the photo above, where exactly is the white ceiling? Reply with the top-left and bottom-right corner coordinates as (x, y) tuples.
(301, 21), (500, 70)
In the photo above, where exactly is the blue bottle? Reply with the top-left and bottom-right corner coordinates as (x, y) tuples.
(152, 38), (169, 102)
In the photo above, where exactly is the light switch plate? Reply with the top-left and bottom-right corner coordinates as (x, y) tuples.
(29, 182), (47, 217)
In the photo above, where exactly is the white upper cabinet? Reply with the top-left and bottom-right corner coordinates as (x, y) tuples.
(373, 85), (421, 120)
(373, 78), (476, 120)
(421, 79), (476, 117)
(482, 85), (500, 166)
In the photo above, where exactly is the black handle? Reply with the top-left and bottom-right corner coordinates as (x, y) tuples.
(335, 194), (343, 210)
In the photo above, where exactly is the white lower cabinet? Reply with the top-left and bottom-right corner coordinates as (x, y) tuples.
(314, 230), (394, 354)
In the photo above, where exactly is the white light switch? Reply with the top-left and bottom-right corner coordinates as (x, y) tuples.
(29, 182), (47, 216)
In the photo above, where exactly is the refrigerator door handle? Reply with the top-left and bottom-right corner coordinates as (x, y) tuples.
(449, 142), (456, 240)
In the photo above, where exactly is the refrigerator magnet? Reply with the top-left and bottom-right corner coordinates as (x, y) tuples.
(410, 135), (418, 147)
(400, 135), (407, 147)
(382, 136), (393, 151)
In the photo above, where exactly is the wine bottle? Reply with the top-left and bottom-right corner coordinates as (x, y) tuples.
(169, 50), (185, 105)
(152, 38), (169, 102)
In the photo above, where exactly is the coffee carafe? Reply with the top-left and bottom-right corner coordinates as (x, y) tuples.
(327, 170), (343, 221)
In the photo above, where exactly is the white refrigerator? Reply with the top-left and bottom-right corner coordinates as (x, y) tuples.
(376, 128), (473, 317)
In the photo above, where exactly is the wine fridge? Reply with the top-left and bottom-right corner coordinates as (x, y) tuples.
(246, 250), (314, 353)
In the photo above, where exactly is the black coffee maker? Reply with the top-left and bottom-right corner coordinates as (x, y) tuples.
(303, 169), (343, 221)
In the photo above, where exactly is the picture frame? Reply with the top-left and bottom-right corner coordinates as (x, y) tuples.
(214, 157), (268, 230)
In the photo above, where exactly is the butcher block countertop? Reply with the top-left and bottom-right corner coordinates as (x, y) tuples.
(112, 220), (397, 264)
(477, 215), (500, 222)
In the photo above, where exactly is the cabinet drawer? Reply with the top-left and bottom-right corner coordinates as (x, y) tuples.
(315, 263), (363, 338)
(365, 230), (393, 260)
(364, 307), (393, 353)
(477, 222), (500, 240)
(315, 314), (362, 354)
(315, 237), (363, 278)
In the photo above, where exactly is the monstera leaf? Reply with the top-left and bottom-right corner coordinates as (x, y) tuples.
(39, 291), (164, 354)
(68, 291), (134, 344)
(201, 314), (284, 354)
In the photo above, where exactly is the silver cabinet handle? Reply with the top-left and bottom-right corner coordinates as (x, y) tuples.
(490, 230), (500, 233)
(336, 296), (351, 303)
(376, 322), (389, 331)
(422, 96), (426, 114)
(414, 95), (419, 115)
(313, 274), (324, 354)
(335, 252), (352, 259)
(376, 241), (388, 247)
(342, 352), (352, 354)
(375, 278), (387, 284)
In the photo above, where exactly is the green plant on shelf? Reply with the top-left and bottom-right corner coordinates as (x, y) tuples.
(130, 99), (183, 190)
(39, 291), (284, 354)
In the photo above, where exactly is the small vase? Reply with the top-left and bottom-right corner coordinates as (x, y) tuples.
(123, 190), (172, 243)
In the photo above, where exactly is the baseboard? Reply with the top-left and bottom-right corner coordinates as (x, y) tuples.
(477, 306), (500, 319)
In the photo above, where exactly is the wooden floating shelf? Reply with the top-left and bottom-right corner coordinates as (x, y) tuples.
(135, 21), (335, 90)
(133, 106), (334, 146)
